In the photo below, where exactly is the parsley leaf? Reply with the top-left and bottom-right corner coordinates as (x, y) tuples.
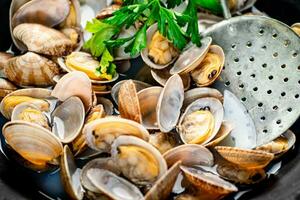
(95, 48), (116, 80)
(166, 0), (183, 8)
(184, 0), (201, 46)
(125, 23), (147, 56)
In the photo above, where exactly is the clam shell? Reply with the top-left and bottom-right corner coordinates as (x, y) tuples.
(145, 161), (181, 200)
(5, 52), (60, 87)
(291, 23), (300, 36)
(51, 97), (85, 143)
(87, 168), (144, 200)
(137, 86), (162, 129)
(111, 135), (168, 185)
(191, 45), (225, 87)
(13, 23), (73, 56)
(205, 122), (233, 147)
(180, 166), (238, 196)
(183, 87), (223, 109)
(151, 68), (191, 91)
(157, 74), (184, 132)
(0, 78), (17, 99)
(149, 131), (178, 154)
(96, 97), (114, 115)
(170, 37), (212, 75)
(83, 117), (150, 152)
(60, 146), (84, 200)
(80, 158), (121, 194)
(11, 102), (50, 129)
(11, 0), (70, 30)
(96, 4), (121, 19)
(141, 24), (178, 69)
(2, 120), (63, 169)
(59, 0), (81, 28)
(0, 88), (51, 119)
(215, 146), (274, 169)
(163, 144), (214, 168)
(51, 71), (92, 111)
(111, 79), (151, 105)
(118, 80), (142, 123)
(178, 97), (224, 145)
(0, 52), (14, 70)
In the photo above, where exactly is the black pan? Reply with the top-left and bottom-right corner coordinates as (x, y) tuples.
(0, 0), (299, 199)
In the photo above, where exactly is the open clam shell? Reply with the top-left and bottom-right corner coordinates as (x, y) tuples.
(13, 23), (73, 56)
(170, 37), (212, 75)
(86, 168), (144, 200)
(111, 79), (151, 105)
(2, 120), (63, 170)
(111, 135), (168, 185)
(141, 24), (178, 69)
(0, 88), (51, 119)
(291, 23), (300, 36)
(145, 161), (182, 200)
(118, 80), (142, 123)
(178, 97), (224, 145)
(51, 71), (92, 111)
(57, 52), (119, 84)
(191, 45), (225, 87)
(157, 74), (184, 132)
(0, 78), (17, 99)
(149, 131), (178, 154)
(5, 52), (60, 87)
(183, 87), (223, 109)
(180, 166), (238, 197)
(11, 102), (50, 129)
(137, 86), (162, 129)
(205, 122), (233, 147)
(151, 68), (191, 91)
(96, 97), (114, 115)
(80, 158), (121, 194)
(51, 96), (85, 143)
(83, 117), (150, 152)
(256, 130), (296, 159)
(163, 144), (214, 168)
(215, 146), (274, 169)
(60, 146), (84, 200)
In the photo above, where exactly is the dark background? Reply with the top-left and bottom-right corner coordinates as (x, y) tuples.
(0, 0), (300, 199)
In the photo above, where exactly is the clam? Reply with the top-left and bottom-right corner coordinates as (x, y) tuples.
(145, 161), (182, 200)
(51, 96), (85, 143)
(222, 90), (257, 149)
(215, 146), (274, 169)
(111, 135), (168, 185)
(51, 71), (92, 111)
(58, 51), (119, 83)
(96, 97), (114, 115)
(141, 24), (179, 69)
(149, 131), (177, 154)
(11, 0), (70, 30)
(2, 120), (63, 170)
(59, 0), (81, 28)
(60, 146), (84, 200)
(13, 23), (73, 56)
(60, 27), (83, 49)
(151, 68), (191, 91)
(0, 88), (51, 119)
(170, 37), (212, 75)
(205, 122), (233, 147)
(96, 4), (121, 19)
(0, 78), (17, 99)
(217, 163), (266, 184)
(291, 23), (300, 36)
(138, 86), (162, 129)
(71, 104), (106, 156)
(180, 166), (238, 199)
(255, 130), (296, 159)
(80, 158), (121, 195)
(86, 168), (144, 200)
(118, 80), (142, 123)
(11, 102), (50, 129)
(92, 84), (112, 95)
(5, 52), (60, 87)
(83, 117), (149, 152)
(178, 97), (224, 145)
(157, 74), (184, 132)
(191, 45), (225, 87)
(163, 144), (214, 168)
(111, 79), (151, 105)
(0, 52), (13, 70)
(183, 87), (223, 109)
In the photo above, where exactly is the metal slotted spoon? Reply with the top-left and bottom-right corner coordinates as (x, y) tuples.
(203, 0), (300, 146)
